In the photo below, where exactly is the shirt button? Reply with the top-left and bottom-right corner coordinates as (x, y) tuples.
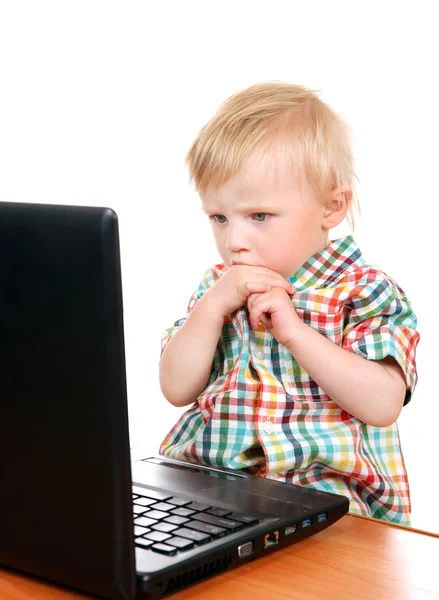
(255, 348), (264, 360)
(263, 419), (274, 434)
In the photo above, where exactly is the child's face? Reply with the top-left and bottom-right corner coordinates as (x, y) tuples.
(201, 151), (331, 279)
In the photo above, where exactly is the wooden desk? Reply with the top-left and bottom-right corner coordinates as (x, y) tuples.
(1, 515), (438, 600)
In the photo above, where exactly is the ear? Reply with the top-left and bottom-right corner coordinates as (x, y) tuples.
(321, 186), (352, 230)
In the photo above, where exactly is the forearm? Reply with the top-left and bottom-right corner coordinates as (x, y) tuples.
(287, 319), (406, 427)
(159, 293), (224, 407)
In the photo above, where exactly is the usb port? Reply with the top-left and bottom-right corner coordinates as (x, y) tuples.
(285, 524), (297, 536)
(317, 513), (327, 523)
(301, 518), (312, 529)
(264, 530), (279, 549)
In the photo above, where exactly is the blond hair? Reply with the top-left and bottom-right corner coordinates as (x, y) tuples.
(186, 81), (360, 231)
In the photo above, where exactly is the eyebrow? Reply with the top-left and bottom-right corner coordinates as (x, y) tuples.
(202, 204), (278, 214)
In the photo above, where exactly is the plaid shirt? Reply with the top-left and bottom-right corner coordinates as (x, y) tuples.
(159, 236), (420, 525)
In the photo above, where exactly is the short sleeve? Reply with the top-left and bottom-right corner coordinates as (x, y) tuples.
(160, 263), (228, 355)
(342, 268), (420, 405)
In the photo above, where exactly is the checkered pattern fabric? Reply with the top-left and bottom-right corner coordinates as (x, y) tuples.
(159, 236), (420, 525)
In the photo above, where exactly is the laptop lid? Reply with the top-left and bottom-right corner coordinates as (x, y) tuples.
(0, 202), (136, 600)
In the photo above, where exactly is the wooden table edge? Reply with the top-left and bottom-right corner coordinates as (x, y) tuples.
(348, 512), (439, 538)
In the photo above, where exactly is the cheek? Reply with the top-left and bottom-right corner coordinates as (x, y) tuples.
(265, 227), (291, 250)
(213, 229), (225, 246)
(212, 230), (228, 258)
(264, 229), (297, 266)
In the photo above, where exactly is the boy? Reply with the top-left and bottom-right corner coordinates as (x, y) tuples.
(158, 82), (420, 525)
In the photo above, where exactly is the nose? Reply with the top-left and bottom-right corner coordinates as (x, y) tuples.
(225, 223), (250, 253)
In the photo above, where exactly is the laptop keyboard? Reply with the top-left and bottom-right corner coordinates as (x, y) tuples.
(133, 485), (259, 556)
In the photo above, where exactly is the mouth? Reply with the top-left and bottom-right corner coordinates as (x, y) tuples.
(231, 261), (254, 267)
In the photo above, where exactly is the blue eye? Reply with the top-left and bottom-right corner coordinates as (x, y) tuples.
(252, 213), (269, 222)
(211, 215), (227, 224)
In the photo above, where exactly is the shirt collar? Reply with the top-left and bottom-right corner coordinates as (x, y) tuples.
(288, 235), (365, 291)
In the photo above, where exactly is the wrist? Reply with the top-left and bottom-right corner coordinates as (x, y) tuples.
(196, 292), (226, 328)
(284, 316), (309, 353)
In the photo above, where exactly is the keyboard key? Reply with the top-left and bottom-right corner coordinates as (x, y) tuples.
(176, 528), (211, 544)
(167, 497), (192, 506)
(152, 522), (178, 533)
(133, 504), (148, 515)
(134, 525), (151, 537)
(151, 543), (177, 556)
(135, 538), (154, 549)
(146, 510), (169, 521)
(194, 513), (243, 532)
(152, 502), (176, 512)
(132, 486), (172, 501)
(144, 531), (172, 543)
(166, 536), (195, 550)
(171, 507), (196, 518)
(134, 497), (156, 507)
(186, 502), (211, 512)
(164, 515), (190, 526)
(135, 516), (158, 528)
(186, 520), (227, 537)
(207, 507), (232, 517)
(228, 513), (259, 526)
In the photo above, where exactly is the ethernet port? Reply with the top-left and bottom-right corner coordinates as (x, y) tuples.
(264, 530), (279, 549)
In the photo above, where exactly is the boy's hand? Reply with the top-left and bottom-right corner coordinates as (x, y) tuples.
(206, 265), (295, 318)
(247, 287), (300, 348)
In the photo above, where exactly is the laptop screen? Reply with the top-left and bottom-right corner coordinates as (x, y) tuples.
(0, 202), (136, 599)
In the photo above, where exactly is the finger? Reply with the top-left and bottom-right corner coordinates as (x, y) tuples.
(259, 313), (272, 329)
(272, 281), (295, 295)
(237, 282), (270, 305)
(248, 267), (295, 292)
(253, 275), (295, 294)
(249, 303), (266, 330)
(245, 281), (272, 293)
(247, 292), (263, 310)
(247, 289), (265, 309)
(249, 291), (277, 328)
(251, 311), (272, 330)
(283, 281), (295, 294)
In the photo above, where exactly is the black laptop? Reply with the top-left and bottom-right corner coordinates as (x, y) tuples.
(0, 202), (349, 600)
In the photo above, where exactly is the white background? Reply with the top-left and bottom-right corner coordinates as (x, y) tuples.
(1, 1), (437, 533)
